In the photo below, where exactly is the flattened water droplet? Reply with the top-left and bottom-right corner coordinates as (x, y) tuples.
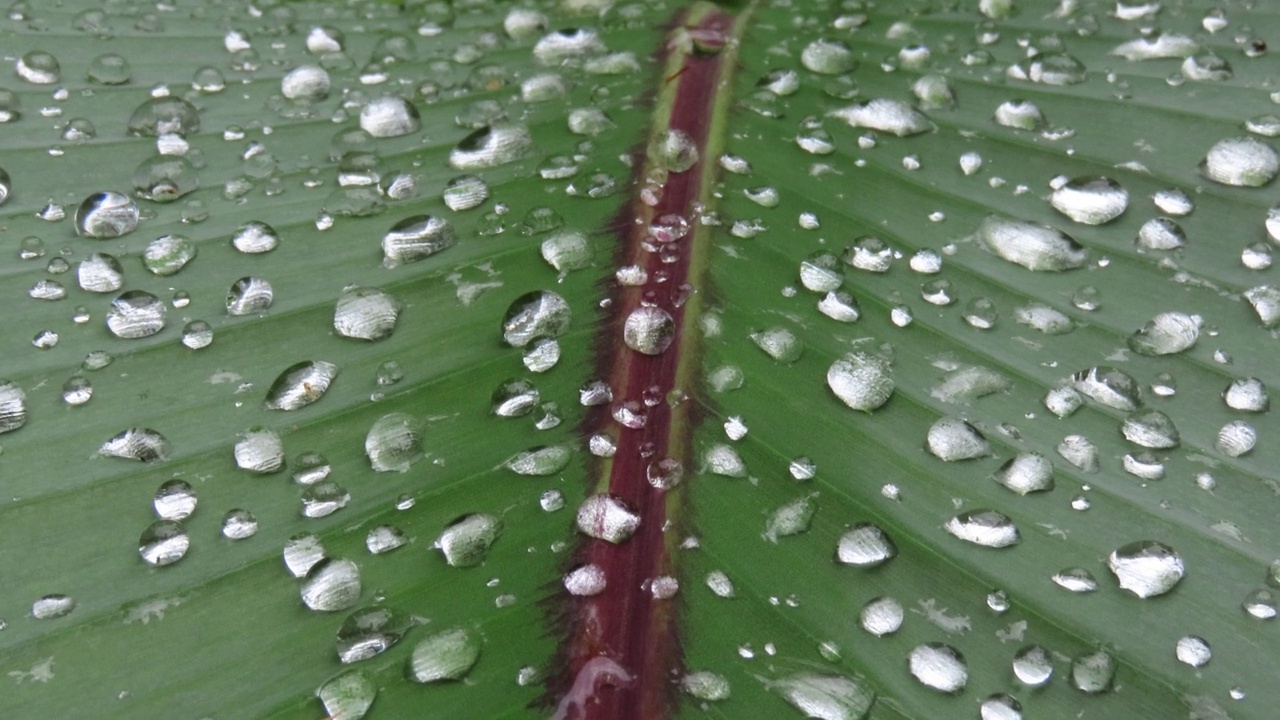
(302, 558), (362, 612)
(624, 307), (675, 355)
(836, 523), (897, 567)
(1052, 567), (1099, 593)
(409, 627), (480, 683)
(1216, 420), (1257, 457)
(827, 353), (893, 411)
(682, 671), (730, 701)
(1176, 636), (1211, 667)
(365, 525), (407, 555)
(926, 417), (989, 461)
(1050, 176), (1128, 225)
(1107, 540), (1185, 598)
(1202, 137), (1278, 187)
(284, 534), (325, 577)
(230, 221), (279, 254)
(281, 65), (330, 101)
(944, 510), (1019, 548)
(334, 286), (400, 341)
(100, 428), (169, 461)
(977, 216), (1087, 271)
(908, 643), (968, 693)
(449, 124), (532, 170)
(1136, 217), (1186, 250)
(768, 673), (875, 720)
(435, 514), (502, 567)
(143, 234), (196, 276)
(1128, 312), (1200, 355)
(505, 445), (571, 476)
(32, 595), (76, 620)
(221, 509), (257, 539)
(765, 494), (818, 542)
(1224, 377), (1268, 412)
(801, 38), (855, 74)
(1073, 366), (1141, 411)
(1012, 645), (1053, 686)
(576, 494), (640, 544)
(828, 98), (932, 136)
(442, 175), (489, 211)
(0, 381), (28, 434)
(127, 97), (201, 137)
(139, 520), (189, 566)
(226, 277), (273, 315)
(1121, 409), (1180, 449)
(301, 481), (350, 518)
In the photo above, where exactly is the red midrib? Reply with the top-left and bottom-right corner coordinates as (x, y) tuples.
(551, 8), (735, 720)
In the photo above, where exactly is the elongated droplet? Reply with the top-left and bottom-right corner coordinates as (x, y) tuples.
(1107, 541), (1185, 598)
(767, 673), (875, 720)
(435, 514), (502, 567)
(316, 670), (376, 720)
(264, 361), (338, 411)
(409, 627), (481, 682)
(301, 558), (362, 612)
(944, 510), (1020, 548)
(976, 216), (1088, 271)
(365, 413), (423, 472)
(100, 428), (169, 461)
(908, 643), (968, 693)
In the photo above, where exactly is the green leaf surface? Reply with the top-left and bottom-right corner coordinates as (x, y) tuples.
(0, 1), (1277, 719)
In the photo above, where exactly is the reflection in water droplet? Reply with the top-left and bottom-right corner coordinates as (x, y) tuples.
(144, 235), (196, 276)
(836, 524), (897, 567)
(235, 427), (284, 474)
(449, 124), (532, 170)
(1108, 541), (1185, 598)
(409, 627), (481, 683)
(992, 452), (1054, 494)
(284, 534), (325, 577)
(221, 509), (258, 539)
(1176, 636), (1212, 667)
(503, 291), (571, 347)
(1202, 137), (1278, 187)
(336, 606), (412, 663)
(32, 595), (76, 620)
(926, 417), (989, 461)
(230, 221), (279, 254)
(564, 564), (607, 596)
(1012, 645), (1053, 686)
(334, 286), (400, 341)
(359, 96), (420, 138)
(1128, 312), (1200, 355)
(435, 514), (502, 567)
(764, 494), (817, 542)
(106, 290), (166, 338)
(0, 381), (28, 434)
(154, 479), (196, 521)
(1121, 409), (1180, 449)
(1071, 650), (1115, 693)
(226, 277), (274, 315)
(977, 215), (1088, 271)
(1050, 176), (1128, 225)
(1224, 377), (1268, 412)
(62, 375), (92, 406)
(1243, 589), (1277, 619)
(365, 525), (406, 555)
(1052, 567), (1099, 593)
(828, 98), (932, 136)
(1073, 366), (1142, 411)
(100, 428), (170, 462)
(127, 97), (202, 137)
(827, 353), (893, 411)
(77, 253), (124, 293)
(1216, 420), (1257, 457)
(980, 693), (1022, 720)
(859, 596), (904, 636)
(506, 445), (571, 476)
(302, 481), (350, 518)
(750, 327), (802, 363)
(264, 361), (339, 411)
(382, 215), (455, 267)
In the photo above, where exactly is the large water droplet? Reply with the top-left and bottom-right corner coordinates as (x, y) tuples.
(281, 65), (330, 101)
(359, 96), (419, 138)
(143, 235), (196, 276)
(435, 514), (502, 568)
(382, 215), (455, 267)
(944, 510), (1019, 548)
(926, 417), (989, 461)
(1202, 137), (1278, 187)
(1224, 378), (1268, 412)
(365, 413), (423, 472)
(1050, 176), (1128, 225)
(1121, 409), (1180, 449)
(576, 494), (640, 544)
(302, 558), (362, 612)
(1107, 540), (1185, 598)
(235, 427), (284, 473)
(77, 253), (124, 293)
(827, 353), (894, 411)
(0, 381), (28, 434)
(502, 291), (571, 347)
(284, 534), (326, 578)
(1070, 650), (1115, 693)
(100, 428), (169, 461)
(334, 286), (400, 341)
(230, 221), (280, 254)
(836, 523), (897, 567)
(264, 361), (338, 411)
(1128, 312), (1200, 355)
(767, 673), (875, 720)
(859, 596), (904, 636)
(226, 277), (274, 315)
(154, 479), (196, 521)
(828, 99), (933, 136)
(624, 307), (675, 355)
(976, 216), (1087, 271)
(1176, 636), (1212, 667)
(32, 595), (76, 620)
(75, 191), (139, 238)
(1012, 645), (1053, 686)
(409, 627), (481, 682)
(992, 452), (1054, 494)
(127, 97), (201, 136)
(336, 606), (412, 663)
(449, 124), (532, 170)
(908, 643), (968, 693)
(1072, 366), (1142, 411)
(505, 445), (571, 476)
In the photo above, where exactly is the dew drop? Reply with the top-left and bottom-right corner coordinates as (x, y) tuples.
(827, 353), (894, 412)
(575, 494), (640, 544)
(976, 216), (1087, 271)
(768, 673), (875, 720)
(859, 596), (904, 636)
(908, 643), (968, 693)
(139, 520), (189, 567)
(836, 523), (897, 567)
(365, 413), (423, 472)
(944, 510), (1019, 548)
(624, 307), (675, 355)
(1202, 137), (1278, 187)
(503, 291), (571, 347)
(382, 215), (455, 267)
(435, 514), (502, 568)
(316, 670), (376, 720)
(1070, 650), (1115, 693)
(1175, 636), (1211, 667)
(926, 417), (989, 461)
(409, 627), (480, 683)
(1012, 645), (1054, 686)
(75, 191), (139, 238)
(100, 428), (169, 462)
(235, 427), (284, 474)
(302, 558), (362, 612)
(334, 286), (400, 341)
(359, 96), (419, 138)
(1107, 540), (1185, 598)
(226, 277), (273, 315)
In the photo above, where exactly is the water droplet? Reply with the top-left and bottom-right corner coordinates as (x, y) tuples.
(825, 352), (894, 412)
(503, 291), (571, 347)
(230, 221), (279, 254)
(1128, 312), (1200, 355)
(1176, 636), (1211, 667)
(127, 97), (201, 137)
(235, 427), (284, 473)
(768, 673), (875, 720)
(1224, 377), (1268, 412)
(449, 124), (532, 170)
(281, 64), (330, 101)
(994, 99), (1045, 130)
(828, 98), (932, 136)
(409, 627), (480, 682)
(100, 428), (170, 462)
(992, 453), (1054, 494)
(505, 445), (571, 476)
(926, 417), (989, 461)
(1112, 33), (1199, 60)
(1243, 589), (1277, 619)
(0, 381), (28, 434)
(1121, 409), (1180, 449)
(139, 520), (189, 566)
(980, 693), (1022, 720)
(564, 564), (607, 596)
(61, 375), (92, 406)
(143, 235), (196, 276)
(1202, 137), (1278, 187)
(977, 216), (1087, 271)
(316, 670), (376, 720)
(836, 523), (897, 567)
(576, 494), (640, 543)
(1073, 366), (1142, 411)
(221, 509), (258, 539)
(365, 525), (407, 554)
(1108, 540), (1185, 598)
(302, 481), (350, 518)
(382, 215), (455, 267)
(1051, 176), (1128, 225)
(859, 596), (904, 636)
(75, 191), (139, 238)
(434, 514), (501, 568)
(908, 643), (968, 693)
(359, 96), (419, 138)
(264, 361), (338, 411)
(1216, 420), (1257, 457)
(682, 671), (730, 701)
(491, 379), (539, 417)
(1012, 645), (1054, 686)
(335, 606), (412, 663)
(154, 479), (196, 521)
(364, 413), (422, 473)
(442, 175), (489, 211)
(765, 494), (818, 542)
(302, 558), (362, 612)
(284, 534), (325, 577)
(1052, 567), (1099, 593)
(945, 510), (1019, 548)
(31, 595), (75, 620)
(331, 286), (400, 341)
(1070, 650), (1115, 693)
(226, 277), (274, 315)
